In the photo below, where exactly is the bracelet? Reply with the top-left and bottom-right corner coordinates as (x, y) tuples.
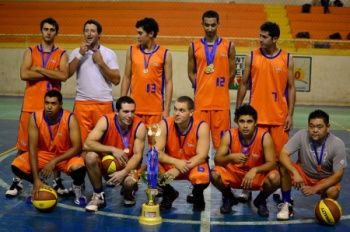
(75, 53), (83, 60)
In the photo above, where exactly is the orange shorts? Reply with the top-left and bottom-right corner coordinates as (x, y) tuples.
(259, 124), (288, 157)
(159, 162), (210, 185)
(16, 111), (33, 152)
(136, 114), (162, 127)
(74, 100), (114, 143)
(12, 151), (84, 174)
(136, 114), (162, 145)
(213, 164), (278, 190)
(194, 109), (230, 150)
(293, 164), (341, 193)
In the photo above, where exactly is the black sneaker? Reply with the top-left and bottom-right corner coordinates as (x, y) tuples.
(5, 178), (23, 198)
(160, 189), (179, 210)
(220, 195), (238, 214)
(52, 177), (70, 196)
(186, 193), (194, 204)
(123, 185), (137, 207)
(253, 198), (269, 217)
(193, 198), (205, 212)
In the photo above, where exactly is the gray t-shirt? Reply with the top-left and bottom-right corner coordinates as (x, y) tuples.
(285, 129), (347, 179)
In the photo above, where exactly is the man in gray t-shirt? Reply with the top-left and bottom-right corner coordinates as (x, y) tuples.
(276, 110), (347, 220)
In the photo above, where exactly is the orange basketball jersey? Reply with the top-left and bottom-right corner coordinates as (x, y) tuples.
(102, 113), (143, 159)
(23, 45), (65, 112)
(228, 127), (268, 171)
(249, 48), (290, 125)
(33, 109), (73, 154)
(130, 44), (168, 115)
(191, 38), (231, 110)
(164, 117), (205, 160)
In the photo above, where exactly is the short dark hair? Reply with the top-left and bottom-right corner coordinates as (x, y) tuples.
(176, 96), (194, 111)
(40, 17), (59, 34)
(308, 109), (329, 125)
(202, 10), (219, 23)
(45, 90), (62, 103)
(260, 21), (280, 38)
(84, 19), (102, 34)
(235, 104), (257, 122)
(115, 96), (136, 111)
(135, 17), (159, 38)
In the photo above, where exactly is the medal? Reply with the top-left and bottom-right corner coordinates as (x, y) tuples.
(312, 136), (328, 173)
(204, 64), (214, 74)
(115, 115), (131, 155)
(142, 44), (159, 76)
(203, 37), (220, 75)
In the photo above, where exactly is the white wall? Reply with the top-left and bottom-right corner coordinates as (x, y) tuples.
(1, 48), (349, 106)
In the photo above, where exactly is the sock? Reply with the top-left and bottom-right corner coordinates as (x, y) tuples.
(282, 191), (292, 203)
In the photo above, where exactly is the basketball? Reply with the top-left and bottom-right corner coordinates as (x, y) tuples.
(32, 186), (58, 212)
(314, 198), (342, 225)
(101, 154), (124, 174)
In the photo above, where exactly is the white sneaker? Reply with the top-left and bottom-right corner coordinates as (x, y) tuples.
(5, 178), (23, 198)
(237, 189), (252, 203)
(85, 192), (106, 212)
(52, 178), (69, 196)
(277, 202), (294, 220)
(72, 184), (87, 206)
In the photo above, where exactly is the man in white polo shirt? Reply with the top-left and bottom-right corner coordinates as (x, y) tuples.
(69, 19), (120, 145)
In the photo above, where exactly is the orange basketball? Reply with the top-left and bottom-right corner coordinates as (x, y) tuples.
(314, 198), (342, 225)
(32, 186), (58, 212)
(101, 154), (123, 175)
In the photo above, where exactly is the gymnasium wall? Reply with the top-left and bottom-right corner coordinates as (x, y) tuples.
(1, 48), (349, 106)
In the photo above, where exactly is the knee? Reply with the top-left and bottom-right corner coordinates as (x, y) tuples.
(325, 186), (340, 199)
(123, 175), (137, 189)
(211, 170), (221, 185)
(267, 171), (280, 187)
(84, 152), (99, 167)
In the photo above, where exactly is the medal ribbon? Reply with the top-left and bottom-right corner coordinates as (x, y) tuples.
(312, 136), (328, 171)
(147, 147), (159, 189)
(39, 44), (55, 68)
(114, 115), (131, 150)
(175, 118), (193, 151)
(44, 109), (63, 142)
(203, 37), (220, 66)
(142, 44), (159, 72)
(238, 128), (257, 156)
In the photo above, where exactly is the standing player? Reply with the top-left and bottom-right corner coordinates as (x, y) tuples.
(155, 96), (210, 212)
(69, 19), (120, 145)
(84, 96), (146, 212)
(235, 21), (296, 202)
(120, 17), (173, 127)
(212, 104), (279, 216)
(188, 10), (236, 151)
(277, 110), (347, 220)
(10, 90), (86, 206)
(6, 17), (69, 197)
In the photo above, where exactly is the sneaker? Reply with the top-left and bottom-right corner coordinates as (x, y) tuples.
(277, 202), (294, 220)
(253, 198), (269, 217)
(52, 178), (69, 196)
(186, 193), (194, 204)
(5, 178), (23, 198)
(72, 184), (87, 206)
(237, 190), (252, 203)
(160, 189), (179, 210)
(123, 186), (136, 207)
(85, 192), (106, 212)
(220, 195), (238, 214)
(193, 197), (205, 212)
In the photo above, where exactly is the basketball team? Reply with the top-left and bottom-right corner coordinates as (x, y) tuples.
(5, 10), (347, 221)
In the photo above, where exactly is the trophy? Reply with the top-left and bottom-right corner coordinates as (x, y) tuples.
(139, 124), (162, 225)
